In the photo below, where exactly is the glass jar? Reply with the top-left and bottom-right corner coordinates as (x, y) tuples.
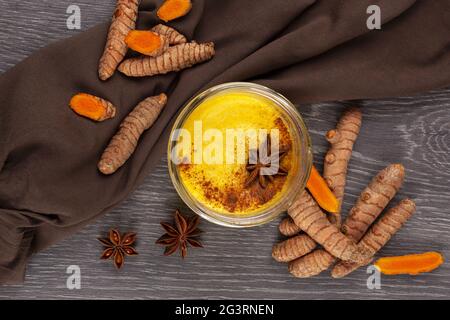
(168, 82), (312, 227)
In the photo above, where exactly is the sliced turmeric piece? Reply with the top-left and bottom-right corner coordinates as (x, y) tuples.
(288, 190), (368, 263)
(125, 30), (169, 57)
(332, 198), (416, 278)
(157, 0), (192, 22)
(272, 234), (317, 263)
(306, 165), (339, 214)
(69, 93), (116, 122)
(151, 24), (187, 45)
(98, 94), (167, 175)
(118, 42), (215, 77)
(98, 0), (140, 80)
(374, 252), (443, 276)
(278, 217), (301, 237)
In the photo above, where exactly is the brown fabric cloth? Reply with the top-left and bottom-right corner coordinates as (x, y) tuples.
(0, 0), (449, 284)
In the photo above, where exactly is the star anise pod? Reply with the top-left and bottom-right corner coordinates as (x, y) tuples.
(156, 209), (203, 258)
(244, 134), (289, 189)
(98, 229), (138, 269)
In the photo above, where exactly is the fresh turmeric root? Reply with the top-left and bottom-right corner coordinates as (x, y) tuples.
(272, 234), (317, 263)
(286, 108), (362, 277)
(342, 164), (405, 241)
(287, 191), (368, 264)
(157, 0), (192, 22)
(278, 108), (361, 238)
(278, 217), (301, 237)
(289, 250), (337, 278)
(323, 107), (362, 224)
(273, 197), (325, 261)
(125, 30), (169, 57)
(307, 165), (339, 214)
(374, 251), (444, 276)
(98, 0), (140, 80)
(151, 24), (187, 45)
(69, 93), (116, 122)
(118, 42), (215, 77)
(98, 94), (167, 175)
(332, 198), (416, 278)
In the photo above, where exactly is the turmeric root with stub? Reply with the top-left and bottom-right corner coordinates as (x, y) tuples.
(98, 94), (167, 175)
(326, 164), (404, 278)
(69, 93), (116, 122)
(278, 108), (361, 239)
(306, 165), (339, 214)
(157, 0), (192, 22)
(125, 30), (169, 57)
(374, 251), (444, 276)
(98, 0), (140, 80)
(279, 217), (301, 237)
(118, 42), (215, 77)
(286, 108), (361, 278)
(289, 250), (337, 278)
(288, 191), (368, 264)
(332, 198), (416, 278)
(151, 24), (187, 45)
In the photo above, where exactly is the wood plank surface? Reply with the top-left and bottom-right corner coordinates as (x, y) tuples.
(0, 0), (449, 300)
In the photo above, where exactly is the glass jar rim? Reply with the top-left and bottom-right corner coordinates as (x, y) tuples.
(167, 82), (313, 228)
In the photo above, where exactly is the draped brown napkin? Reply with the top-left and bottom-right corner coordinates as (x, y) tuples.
(0, 0), (449, 284)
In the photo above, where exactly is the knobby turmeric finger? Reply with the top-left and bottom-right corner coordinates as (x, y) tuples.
(278, 217), (301, 237)
(157, 0), (192, 22)
(329, 164), (405, 278)
(307, 165), (339, 214)
(289, 250), (336, 278)
(332, 198), (416, 278)
(288, 191), (368, 263)
(125, 30), (169, 57)
(98, 94), (167, 175)
(374, 252), (444, 276)
(118, 42), (215, 77)
(70, 93), (116, 122)
(287, 108), (362, 278)
(342, 164), (405, 241)
(273, 199), (323, 262)
(98, 0), (140, 81)
(278, 108), (361, 238)
(272, 234), (317, 263)
(151, 24), (187, 45)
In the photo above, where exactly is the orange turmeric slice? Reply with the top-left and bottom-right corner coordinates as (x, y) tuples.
(374, 252), (444, 275)
(125, 30), (169, 57)
(306, 165), (339, 214)
(69, 93), (116, 122)
(157, 0), (192, 22)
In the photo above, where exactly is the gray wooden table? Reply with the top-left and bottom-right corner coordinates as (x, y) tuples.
(0, 0), (449, 300)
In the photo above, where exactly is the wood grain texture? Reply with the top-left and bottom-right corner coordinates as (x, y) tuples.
(0, 0), (449, 300)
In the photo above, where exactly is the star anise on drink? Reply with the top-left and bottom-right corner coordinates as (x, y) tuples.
(244, 134), (289, 189)
(156, 209), (203, 258)
(98, 229), (138, 269)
